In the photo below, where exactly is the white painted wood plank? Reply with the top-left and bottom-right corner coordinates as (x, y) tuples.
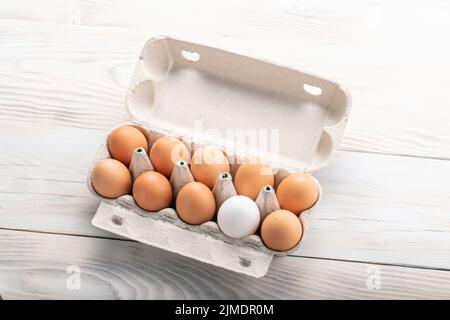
(1, 122), (449, 269)
(1, 0), (450, 158)
(1, 0), (450, 296)
(1, 229), (449, 300)
(309, 151), (450, 268)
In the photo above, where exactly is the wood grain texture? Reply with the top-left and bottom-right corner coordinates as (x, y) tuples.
(1, 0), (450, 299)
(0, 0), (450, 158)
(1, 229), (450, 300)
(1, 122), (449, 269)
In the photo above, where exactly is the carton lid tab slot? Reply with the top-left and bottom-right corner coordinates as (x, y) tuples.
(181, 50), (200, 62)
(303, 83), (322, 96)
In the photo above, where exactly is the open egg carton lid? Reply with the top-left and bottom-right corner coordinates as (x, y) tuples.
(126, 36), (351, 172)
(89, 36), (351, 278)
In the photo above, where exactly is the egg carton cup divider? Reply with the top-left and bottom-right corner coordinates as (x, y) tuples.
(89, 124), (320, 278)
(88, 36), (350, 278)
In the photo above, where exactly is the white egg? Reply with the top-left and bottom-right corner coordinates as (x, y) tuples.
(217, 195), (260, 239)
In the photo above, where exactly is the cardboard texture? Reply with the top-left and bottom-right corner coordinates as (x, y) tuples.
(170, 160), (194, 199)
(212, 172), (237, 212)
(129, 147), (153, 181)
(255, 185), (281, 223)
(88, 36), (351, 278)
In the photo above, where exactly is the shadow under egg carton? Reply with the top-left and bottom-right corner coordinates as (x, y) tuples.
(87, 122), (322, 278)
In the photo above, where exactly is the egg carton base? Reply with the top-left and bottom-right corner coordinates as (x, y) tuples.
(92, 201), (274, 278)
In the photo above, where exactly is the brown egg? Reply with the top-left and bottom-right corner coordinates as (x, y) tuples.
(261, 209), (303, 251)
(176, 182), (216, 225)
(276, 173), (319, 216)
(190, 145), (230, 189)
(91, 159), (132, 199)
(132, 171), (172, 212)
(234, 158), (274, 200)
(150, 136), (190, 178)
(108, 125), (148, 166)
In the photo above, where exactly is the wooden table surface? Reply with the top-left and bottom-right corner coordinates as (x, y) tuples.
(1, 0), (450, 299)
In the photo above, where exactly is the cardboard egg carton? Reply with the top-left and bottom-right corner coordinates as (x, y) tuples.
(88, 36), (351, 278)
